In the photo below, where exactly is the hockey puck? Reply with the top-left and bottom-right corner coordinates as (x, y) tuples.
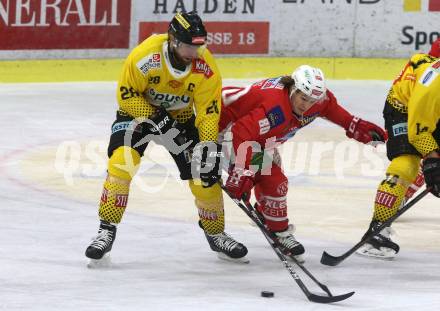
(261, 291), (274, 298)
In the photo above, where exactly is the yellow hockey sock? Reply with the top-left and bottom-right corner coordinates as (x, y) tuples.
(189, 181), (225, 235)
(373, 155), (420, 222)
(98, 146), (140, 224)
(98, 175), (130, 224)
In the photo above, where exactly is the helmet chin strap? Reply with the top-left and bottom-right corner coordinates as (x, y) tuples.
(289, 87), (301, 117)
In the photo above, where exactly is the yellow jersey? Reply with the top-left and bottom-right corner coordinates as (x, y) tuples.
(116, 34), (221, 142)
(387, 54), (440, 156)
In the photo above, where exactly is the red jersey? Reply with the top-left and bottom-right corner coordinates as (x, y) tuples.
(220, 77), (354, 166)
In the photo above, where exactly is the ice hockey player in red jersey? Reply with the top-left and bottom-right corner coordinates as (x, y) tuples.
(222, 65), (387, 262)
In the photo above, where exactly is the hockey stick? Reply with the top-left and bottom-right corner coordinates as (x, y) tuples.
(240, 198), (332, 295)
(221, 186), (354, 303)
(320, 187), (431, 266)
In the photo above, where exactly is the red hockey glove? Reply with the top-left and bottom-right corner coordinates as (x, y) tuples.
(225, 167), (255, 201)
(346, 116), (388, 145)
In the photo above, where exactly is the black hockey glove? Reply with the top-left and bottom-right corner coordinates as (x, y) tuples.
(422, 156), (440, 197)
(191, 141), (224, 188)
(147, 107), (178, 134)
(145, 107), (191, 153)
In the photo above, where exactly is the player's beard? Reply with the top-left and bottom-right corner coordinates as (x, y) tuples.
(168, 44), (191, 69)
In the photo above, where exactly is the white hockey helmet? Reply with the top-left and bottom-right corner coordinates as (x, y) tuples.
(291, 65), (326, 102)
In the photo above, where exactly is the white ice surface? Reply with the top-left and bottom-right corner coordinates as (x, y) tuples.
(1, 80), (439, 311)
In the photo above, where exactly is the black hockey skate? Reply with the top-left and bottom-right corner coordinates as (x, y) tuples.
(274, 224), (305, 263)
(356, 220), (399, 259)
(254, 204), (305, 263)
(199, 221), (249, 263)
(85, 220), (117, 260)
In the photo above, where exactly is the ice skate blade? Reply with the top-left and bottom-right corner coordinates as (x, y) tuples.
(217, 252), (250, 264)
(355, 245), (396, 260)
(87, 253), (112, 268)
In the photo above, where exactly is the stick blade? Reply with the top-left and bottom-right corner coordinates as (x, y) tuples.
(320, 251), (343, 266)
(308, 291), (355, 304)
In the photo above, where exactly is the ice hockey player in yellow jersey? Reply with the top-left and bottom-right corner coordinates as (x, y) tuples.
(85, 11), (248, 264)
(357, 40), (440, 259)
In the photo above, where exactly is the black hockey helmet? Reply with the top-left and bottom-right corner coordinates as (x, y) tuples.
(168, 11), (207, 46)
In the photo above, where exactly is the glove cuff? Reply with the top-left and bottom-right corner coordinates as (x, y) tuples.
(347, 116), (360, 135)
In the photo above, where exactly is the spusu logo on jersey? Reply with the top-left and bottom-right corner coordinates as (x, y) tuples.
(192, 59), (213, 78)
(147, 88), (191, 109)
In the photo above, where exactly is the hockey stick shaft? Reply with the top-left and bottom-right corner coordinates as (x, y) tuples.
(221, 185), (354, 303)
(321, 187), (431, 266)
(240, 199), (333, 296)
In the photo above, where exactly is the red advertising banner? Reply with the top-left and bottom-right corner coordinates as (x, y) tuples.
(429, 0), (440, 11)
(0, 0), (131, 50)
(139, 21), (269, 54)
